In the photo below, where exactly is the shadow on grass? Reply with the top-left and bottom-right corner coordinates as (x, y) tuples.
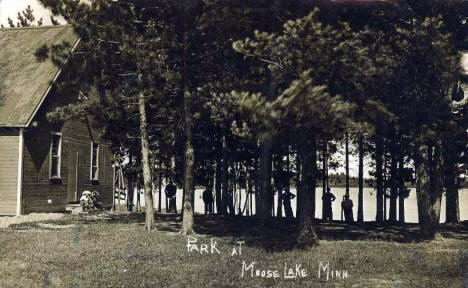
(197, 216), (468, 247)
(103, 214), (467, 245)
(12, 213), (468, 251)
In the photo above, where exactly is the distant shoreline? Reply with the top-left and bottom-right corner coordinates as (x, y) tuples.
(324, 175), (468, 189)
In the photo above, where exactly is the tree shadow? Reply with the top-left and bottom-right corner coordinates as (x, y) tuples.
(27, 213), (468, 251)
(192, 216), (468, 251)
(195, 215), (300, 252)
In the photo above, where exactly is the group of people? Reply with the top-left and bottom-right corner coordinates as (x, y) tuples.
(163, 180), (354, 222)
(200, 187), (297, 217)
(199, 186), (354, 222)
(164, 179), (215, 215)
(322, 187), (354, 223)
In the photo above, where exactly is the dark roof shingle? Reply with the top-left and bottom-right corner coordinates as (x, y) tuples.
(0, 25), (78, 127)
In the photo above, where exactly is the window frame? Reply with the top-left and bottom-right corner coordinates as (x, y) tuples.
(49, 132), (62, 179)
(90, 141), (100, 181)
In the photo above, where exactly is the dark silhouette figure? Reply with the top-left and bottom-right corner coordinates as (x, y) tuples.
(322, 187), (336, 221)
(202, 188), (214, 215)
(281, 191), (296, 219)
(341, 195), (354, 223)
(165, 180), (177, 213)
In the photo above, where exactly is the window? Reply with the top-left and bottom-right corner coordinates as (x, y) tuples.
(90, 142), (99, 181)
(49, 133), (62, 179)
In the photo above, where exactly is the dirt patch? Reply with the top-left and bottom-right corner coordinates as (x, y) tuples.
(0, 213), (65, 229)
(37, 223), (76, 229)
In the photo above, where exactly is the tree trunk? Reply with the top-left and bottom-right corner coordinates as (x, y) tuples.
(221, 133), (229, 215)
(445, 160), (460, 223)
(258, 70), (275, 222)
(246, 164), (252, 216)
(158, 172), (162, 213)
(345, 133), (350, 197)
(231, 162), (236, 214)
(138, 90), (155, 231)
(254, 155), (260, 216)
(136, 173), (141, 212)
(181, 90), (195, 235)
(237, 164), (242, 215)
(285, 149), (291, 216)
(322, 141), (328, 220)
(375, 133), (384, 222)
(389, 135), (398, 223)
(358, 135), (364, 222)
(398, 153), (405, 223)
(215, 153), (222, 214)
(296, 136), (318, 246)
(238, 163), (243, 215)
(257, 136), (273, 223)
(127, 153), (134, 212)
(415, 140), (443, 240)
(210, 162), (215, 213)
(275, 153), (283, 218)
(383, 149), (387, 221)
(295, 151), (302, 220)
(181, 185), (185, 216)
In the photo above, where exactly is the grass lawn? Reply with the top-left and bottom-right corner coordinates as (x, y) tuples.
(0, 213), (467, 288)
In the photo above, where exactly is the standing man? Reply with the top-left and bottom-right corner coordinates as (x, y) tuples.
(281, 190), (296, 219)
(202, 187), (214, 215)
(322, 187), (336, 221)
(165, 180), (177, 213)
(341, 194), (354, 223)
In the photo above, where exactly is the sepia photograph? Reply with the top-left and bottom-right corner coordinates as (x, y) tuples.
(0, 0), (467, 287)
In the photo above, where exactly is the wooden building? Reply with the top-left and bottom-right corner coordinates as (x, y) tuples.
(0, 25), (114, 215)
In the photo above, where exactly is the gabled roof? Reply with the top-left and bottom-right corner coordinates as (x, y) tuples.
(0, 25), (79, 127)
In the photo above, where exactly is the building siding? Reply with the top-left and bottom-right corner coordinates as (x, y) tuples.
(21, 117), (114, 214)
(0, 129), (19, 215)
(18, 79), (114, 214)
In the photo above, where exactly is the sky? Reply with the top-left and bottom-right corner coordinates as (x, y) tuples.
(0, 0), (64, 26)
(462, 54), (468, 73)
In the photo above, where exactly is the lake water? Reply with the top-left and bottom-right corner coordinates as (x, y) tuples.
(128, 187), (468, 223)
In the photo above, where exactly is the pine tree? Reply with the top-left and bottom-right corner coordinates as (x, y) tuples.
(392, 17), (459, 239)
(38, 0), (178, 231)
(234, 9), (369, 245)
(7, 5), (43, 27)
